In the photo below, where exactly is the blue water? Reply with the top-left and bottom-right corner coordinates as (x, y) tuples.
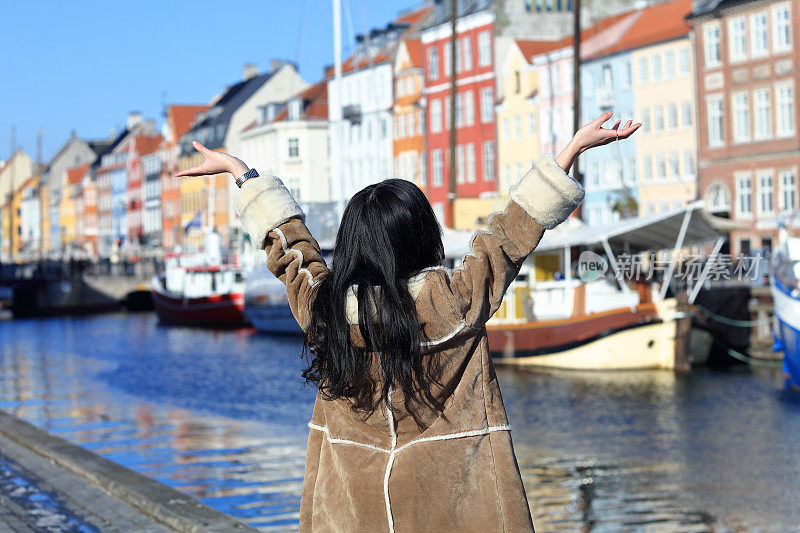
(1, 312), (799, 531)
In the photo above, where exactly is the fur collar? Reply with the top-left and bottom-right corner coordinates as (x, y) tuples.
(344, 266), (448, 324)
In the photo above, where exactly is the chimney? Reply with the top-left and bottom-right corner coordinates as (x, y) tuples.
(127, 112), (142, 130)
(270, 59), (284, 72)
(243, 63), (259, 80)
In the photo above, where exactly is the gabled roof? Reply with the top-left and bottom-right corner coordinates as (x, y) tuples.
(515, 39), (566, 63)
(183, 68), (284, 149)
(590, 0), (691, 58)
(243, 79), (328, 132)
(134, 134), (163, 156)
(67, 164), (90, 185)
(167, 105), (209, 140)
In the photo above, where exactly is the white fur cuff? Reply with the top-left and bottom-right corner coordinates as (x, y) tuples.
(234, 174), (305, 248)
(509, 154), (585, 230)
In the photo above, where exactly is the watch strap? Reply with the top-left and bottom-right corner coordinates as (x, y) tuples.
(236, 168), (259, 188)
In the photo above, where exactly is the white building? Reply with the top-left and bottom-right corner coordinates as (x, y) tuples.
(240, 80), (330, 203)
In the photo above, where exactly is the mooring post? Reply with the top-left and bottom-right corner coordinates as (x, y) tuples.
(673, 290), (692, 372)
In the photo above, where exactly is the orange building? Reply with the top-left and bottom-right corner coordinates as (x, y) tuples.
(161, 104), (208, 251)
(393, 38), (427, 192)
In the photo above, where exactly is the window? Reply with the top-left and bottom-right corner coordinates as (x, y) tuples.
(758, 171), (774, 215)
(642, 155), (653, 182)
(728, 16), (747, 62)
(678, 47), (690, 76)
(430, 99), (442, 133)
(480, 87), (493, 123)
(478, 31), (491, 67)
(751, 11), (769, 58)
(780, 170), (797, 211)
(419, 153), (426, 185)
(776, 82), (795, 137)
(683, 150), (695, 177)
(707, 95), (724, 147)
(503, 118), (509, 140)
(754, 87), (771, 139)
(528, 112), (536, 136)
(428, 46), (439, 80)
(732, 92), (750, 143)
(406, 76), (413, 95)
(466, 143), (476, 183)
(396, 79), (404, 97)
(514, 115), (521, 138)
(464, 90), (474, 125)
(622, 60), (632, 88)
(444, 44), (452, 76)
(455, 93), (463, 127)
(482, 141), (495, 181)
(654, 105), (664, 131)
(772, 3), (792, 53)
(669, 151), (680, 179)
(456, 145), (465, 183)
(641, 108), (650, 133)
(668, 102), (678, 130)
(703, 23), (721, 68)
(638, 57), (648, 84)
(665, 51), (675, 79)
(432, 150), (443, 186)
(656, 154), (666, 180)
(417, 109), (424, 134)
(735, 173), (753, 216)
(288, 137), (299, 158)
(651, 53), (662, 81)
(682, 101), (693, 127)
(462, 36), (473, 71)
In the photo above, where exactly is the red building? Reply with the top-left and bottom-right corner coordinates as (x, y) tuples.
(421, 0), (497, 227)
(688, 0), (799, 256)
(160, 105), (208, 251)
(125, 134), (162, 247)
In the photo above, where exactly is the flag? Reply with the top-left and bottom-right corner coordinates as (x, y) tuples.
(184, 210), (203, 234)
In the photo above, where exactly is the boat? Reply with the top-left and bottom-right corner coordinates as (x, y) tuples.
(243, 265), (303, 334)
(484, 201), (725, 370)
(769, 225), (800, 390)
(150, 231), (248, 327)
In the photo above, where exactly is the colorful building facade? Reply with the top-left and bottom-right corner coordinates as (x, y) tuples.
(392, 38), (427, 190)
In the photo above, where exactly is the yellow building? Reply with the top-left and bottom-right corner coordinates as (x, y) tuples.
(630, 18), (696, 215)
(0, 149), (34, 259)
(496, 40), (560, 194)
(178, 150), (228, 249)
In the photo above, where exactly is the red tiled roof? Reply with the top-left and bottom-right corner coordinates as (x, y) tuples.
(168, 105), (210, 139)
(67, 164), (90, 185)
(134, 134), (163, 156)
(515, 39), (566, 63)
(593, 0), (691, 58)
(527, 9), (639, 59)
(395, 5), (431, 26)
(404, 39), (423, 68)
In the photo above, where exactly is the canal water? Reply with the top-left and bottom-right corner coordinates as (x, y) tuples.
(1, 312), (798, 532)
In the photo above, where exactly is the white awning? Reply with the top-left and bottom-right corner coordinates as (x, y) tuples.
(533, 200), (723, 253)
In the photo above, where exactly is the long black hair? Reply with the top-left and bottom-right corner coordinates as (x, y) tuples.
(303, 179), (446, 425)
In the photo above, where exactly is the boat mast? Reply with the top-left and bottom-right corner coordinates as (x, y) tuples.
(332, 0), (343, 209)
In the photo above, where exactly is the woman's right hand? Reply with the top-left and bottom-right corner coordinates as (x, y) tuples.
(175, 141), (250, 179)
(556, 111), (641, 173)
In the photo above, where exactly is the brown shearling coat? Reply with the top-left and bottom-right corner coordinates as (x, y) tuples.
(234, 154), (584, 532)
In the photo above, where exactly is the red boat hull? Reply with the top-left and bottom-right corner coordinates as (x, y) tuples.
(151, 288), (248, 327)
(487, 304), (661, 358)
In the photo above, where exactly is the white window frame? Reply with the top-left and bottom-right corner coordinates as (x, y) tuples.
(772, 2), (792, 54)
(779, 169), (797, 212)
(754, 87), (772, 140)
(750, 11), (769, 59)
(728, 16), (747, 63)
(703, 22), (721, 68)
(432, 149), (443, 186)
(775, 81), (795, 138)
(480, 87), (493, 124)
(735, 172), (753, 218)
(757, 170), (774, 217)
(478, 31), (491, 67)
(430, 98), (442, 133)
(707, 94), (724, 147)
(732, 91), (750, 143)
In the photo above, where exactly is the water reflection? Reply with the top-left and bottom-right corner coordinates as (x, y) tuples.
(1, 314), (799, 531)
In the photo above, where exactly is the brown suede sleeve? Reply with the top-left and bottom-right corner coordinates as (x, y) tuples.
(263, 218), (330, 329)
(447, 201), (546, 328)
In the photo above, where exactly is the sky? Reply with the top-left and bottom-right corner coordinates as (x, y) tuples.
(0, 0), (418, 163)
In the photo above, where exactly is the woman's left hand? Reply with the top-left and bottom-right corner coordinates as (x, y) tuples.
(175, 141), (249, 179)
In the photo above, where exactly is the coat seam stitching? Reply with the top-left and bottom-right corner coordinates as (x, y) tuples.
(481, 342), (507, 531)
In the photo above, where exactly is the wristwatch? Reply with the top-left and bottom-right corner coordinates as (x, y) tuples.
(236, 168), (259, 188)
